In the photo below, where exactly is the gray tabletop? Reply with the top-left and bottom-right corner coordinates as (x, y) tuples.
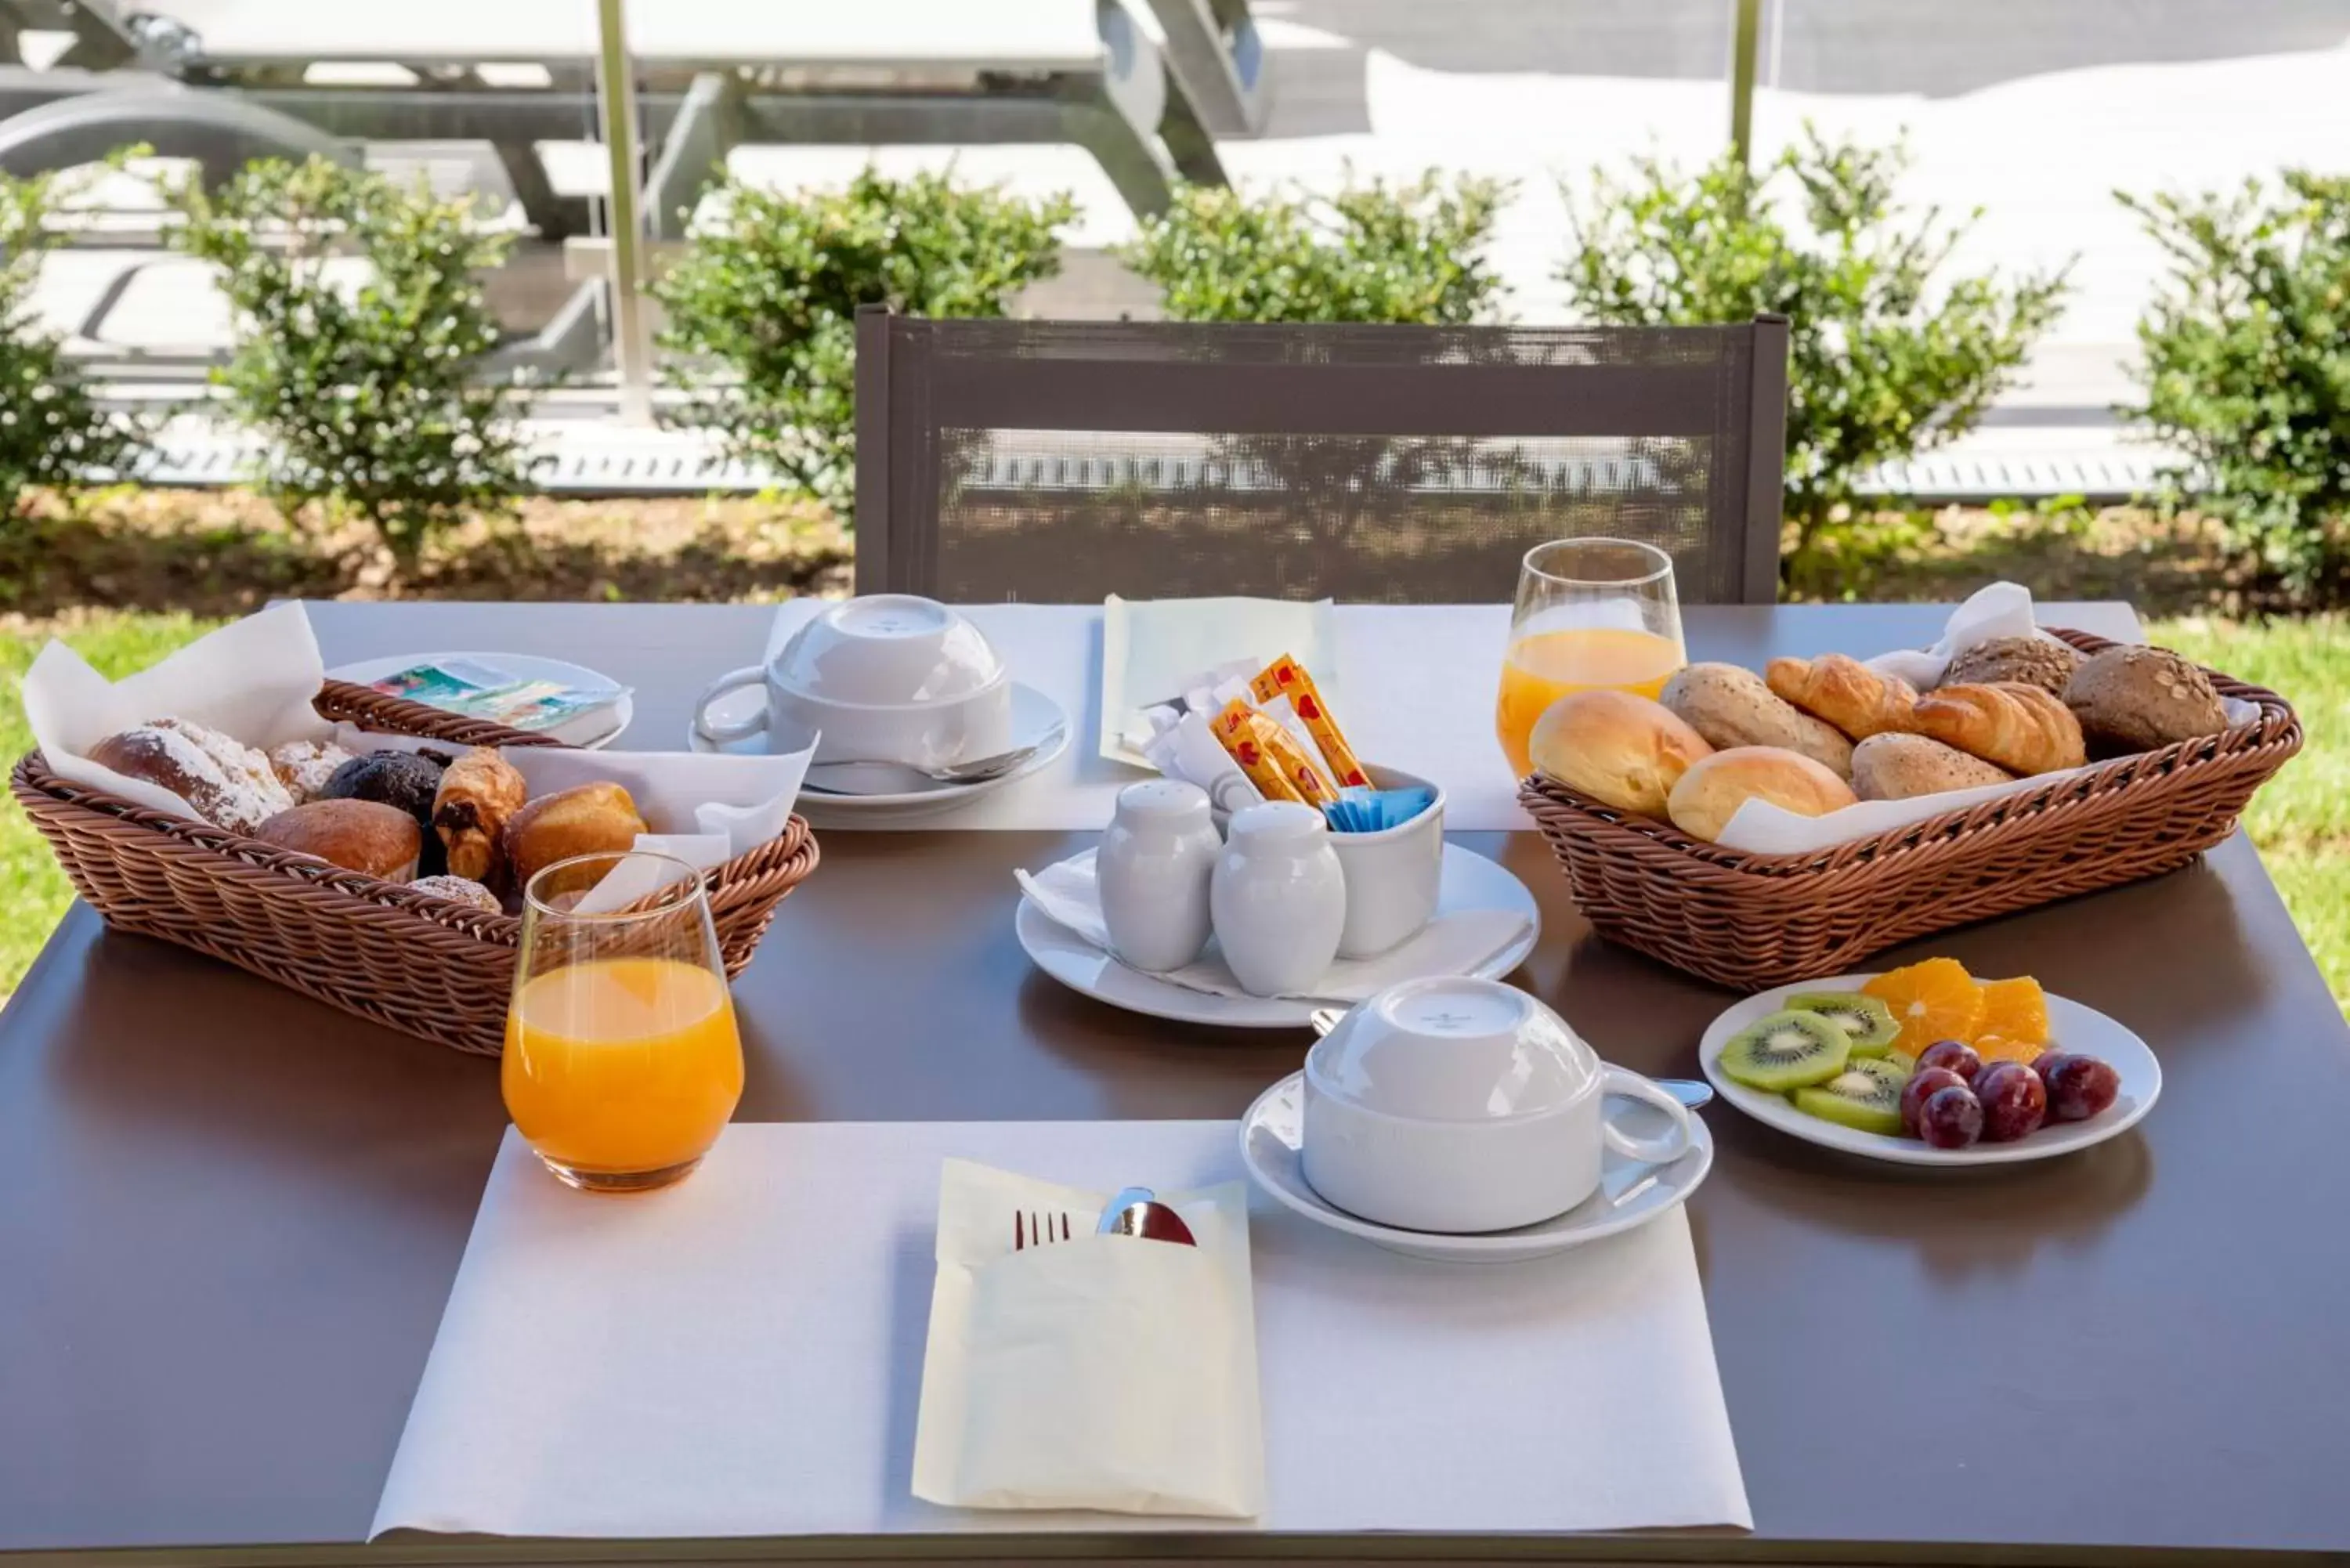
(3, 601), (2347, 1566)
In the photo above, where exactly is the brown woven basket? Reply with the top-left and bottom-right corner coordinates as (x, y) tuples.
(1518, 628), (2301, 991)
(9, 679), (821, 1056)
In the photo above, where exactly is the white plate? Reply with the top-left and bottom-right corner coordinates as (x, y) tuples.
(1698, 972), (2161, 1166)
(1016, 843), (1540, 1030)
(689, 681), (1068, 827)
(1238, 1071), (1714, 1263)
(326, 651), (632, 750)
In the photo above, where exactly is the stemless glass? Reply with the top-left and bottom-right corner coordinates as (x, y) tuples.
(502, 851), (744, 1193)
(1495, 537), (1688, 779)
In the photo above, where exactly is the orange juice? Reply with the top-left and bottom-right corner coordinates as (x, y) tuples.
(503, 957), (743, 1179)
(1495, 627), (1686, 777)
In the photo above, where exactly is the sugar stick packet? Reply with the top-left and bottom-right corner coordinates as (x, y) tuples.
(1212, 699), (1336, 806)
(1248, 655), (1369, 788)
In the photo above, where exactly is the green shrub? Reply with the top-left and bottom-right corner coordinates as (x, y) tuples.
(2121, 171), (2350, 604)
(1119, 172), (1509, 324)
(1558, 129), (2070, 594)
(168, 156), (532, 566)
(0, 168), (143, 520)
(653, 168), (1076, 522)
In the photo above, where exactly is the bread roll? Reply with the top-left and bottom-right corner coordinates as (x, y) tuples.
(1850, 733), (2016, 801)
(1659, 663), (1854, 779)
(503, 781), (649, 892)
(1528, 689), (1713, 819)
(1912, 682), (2086, 775)
(1765, 653), (1919, 740)
(432, 746), (529, 883)
(268, 739), (356, 804)
(2064, 645), (2229, 753)
(253, 798), (422, 879)
(1943, 635), (2080, 695)
(88, 717), (295, 836)
(408, 874), (502, 914)
(1666, 746), (1858, 843)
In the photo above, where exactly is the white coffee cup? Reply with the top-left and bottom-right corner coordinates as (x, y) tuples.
(1300, 976), (1694, 1234)
(1325, 765), (1444, 959)
(692, 595), (1013, 766)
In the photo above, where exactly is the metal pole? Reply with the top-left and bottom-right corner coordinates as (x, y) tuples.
(1730, 0), (1761, 172)
(595, 0), (654, 425)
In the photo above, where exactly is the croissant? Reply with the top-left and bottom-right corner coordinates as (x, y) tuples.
(1911, 682), (2086, 775)
(1766, 653), (1920, 741)
(432, 746), (529, 884)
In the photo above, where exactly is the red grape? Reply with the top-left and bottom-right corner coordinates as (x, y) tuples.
(1917, 1039), (1983, 1082)
(2045, 1055), (2121, 1122)
(1900, 1066), (1968, 1135)
(2030, 1049), (2068, 1080)
(1918, 1086), (1984, 1149)
(1975, 1060), (2048, 1142)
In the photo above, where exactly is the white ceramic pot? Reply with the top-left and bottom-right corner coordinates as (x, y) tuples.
(1209, 802), (1346, 999)
(690, 595), (1013, 766)
(1300, 977), (1694, 1234)
(1097, 779), (1220, 972)
(1325, 764), (1444, 959)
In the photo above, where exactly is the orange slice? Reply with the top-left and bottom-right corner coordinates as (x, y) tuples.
(1973, 1032), (2043, 1065)
(1862, 958), (1986, 1058)
(1976, 977), (2049, 1048)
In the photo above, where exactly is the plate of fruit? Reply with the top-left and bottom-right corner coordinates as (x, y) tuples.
(1698, 959), (2159, 1165)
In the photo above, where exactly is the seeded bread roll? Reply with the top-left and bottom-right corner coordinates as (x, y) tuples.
(1942, 635), (2081, 696)
(1660, 663), (1854, 779)
(2064, 645), (2229, 753)
(1850, 733), (2016, 801)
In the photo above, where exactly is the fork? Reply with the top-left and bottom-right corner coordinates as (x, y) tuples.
(1013, 1211), (1074, 1250)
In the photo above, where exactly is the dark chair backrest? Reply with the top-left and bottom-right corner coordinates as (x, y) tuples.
(854, 307), (1788, 604)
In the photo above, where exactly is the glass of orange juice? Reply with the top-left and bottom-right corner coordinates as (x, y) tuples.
(503, 851), (744, 1193)
(1496, 537), (1687, 779)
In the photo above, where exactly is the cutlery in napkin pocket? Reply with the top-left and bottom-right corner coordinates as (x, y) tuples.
(1100, 595), (1336, 768)
(912, 1159), (1264, 1519)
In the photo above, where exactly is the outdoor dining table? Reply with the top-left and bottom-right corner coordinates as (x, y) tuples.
(3, 597), (2348, 1566)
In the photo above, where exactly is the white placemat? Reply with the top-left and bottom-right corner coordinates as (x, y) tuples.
(758, 602), (2148, 833)
(373, 1120), (1751, 1541)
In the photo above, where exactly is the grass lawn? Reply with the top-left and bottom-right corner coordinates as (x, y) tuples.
(0, 609), (2344, 1015)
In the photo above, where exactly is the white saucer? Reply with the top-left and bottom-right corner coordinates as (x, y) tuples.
(1699, 972), (2162, 1167)
(1238, 1071), (1714, 1263)
(327, 652), (631, 748)
(1016, 844), (1540, 1030)
(689, 681), (1068, 827)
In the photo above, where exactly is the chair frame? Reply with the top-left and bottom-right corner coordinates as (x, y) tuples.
(855, 305), (1791, 605)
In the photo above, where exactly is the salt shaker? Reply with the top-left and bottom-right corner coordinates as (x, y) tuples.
(1097, 779), (1220, 972)
(1210, 801), (1347, 997)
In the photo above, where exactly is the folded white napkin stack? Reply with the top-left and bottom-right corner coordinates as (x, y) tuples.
(912, 1159), (1264, 1518)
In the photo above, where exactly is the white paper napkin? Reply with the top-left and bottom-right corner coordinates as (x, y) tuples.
(911, 1160), (1264, 1519)
(1016, 850), (1530, 1003)
(24, 602), (330, 824)
(1100, 596), (1336, 767)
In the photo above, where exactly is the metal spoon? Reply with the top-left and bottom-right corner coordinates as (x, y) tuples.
(801, 732), (1058, 793)
(1095, 1185), (1198, 1246)
(1306, 1006), (1715, 1110)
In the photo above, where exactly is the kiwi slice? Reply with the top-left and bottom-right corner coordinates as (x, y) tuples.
(1717, 1010), (1851, 1092)
(1792, 1055), (1913, 1136)
(1786, 991), (1902, 1057)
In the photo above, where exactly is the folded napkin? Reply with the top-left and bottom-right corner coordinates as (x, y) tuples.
(1018, 851), (1529, 1003)
(912, 1158), (1264, 1518)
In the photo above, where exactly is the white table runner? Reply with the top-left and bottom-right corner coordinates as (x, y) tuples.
(757, 602), (2146, 833)
(373, 1121), (1752, 1541)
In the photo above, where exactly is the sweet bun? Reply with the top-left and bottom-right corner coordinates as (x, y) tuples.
(1666, 746), (1858, 844)
(407, 874), (502, 914)
(269, 739), (356, 804)
(253, 798), (422, 879)
(432, 747), (529, 883)
(2064, 645), (2229, 753)
(1659, 663), (1854, 779)
(88, 717), (295, 836)
(1850, 732), (2015, 801)
(1529, 689), (1712, 819)
(502, 781), (649, 891)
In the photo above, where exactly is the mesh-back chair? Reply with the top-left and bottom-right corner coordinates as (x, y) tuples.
(853, 306), (1789, 605)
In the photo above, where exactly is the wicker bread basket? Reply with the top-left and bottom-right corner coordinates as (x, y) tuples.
(9, 679), (820, 1056)
(1517, 628), (2301, 991)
